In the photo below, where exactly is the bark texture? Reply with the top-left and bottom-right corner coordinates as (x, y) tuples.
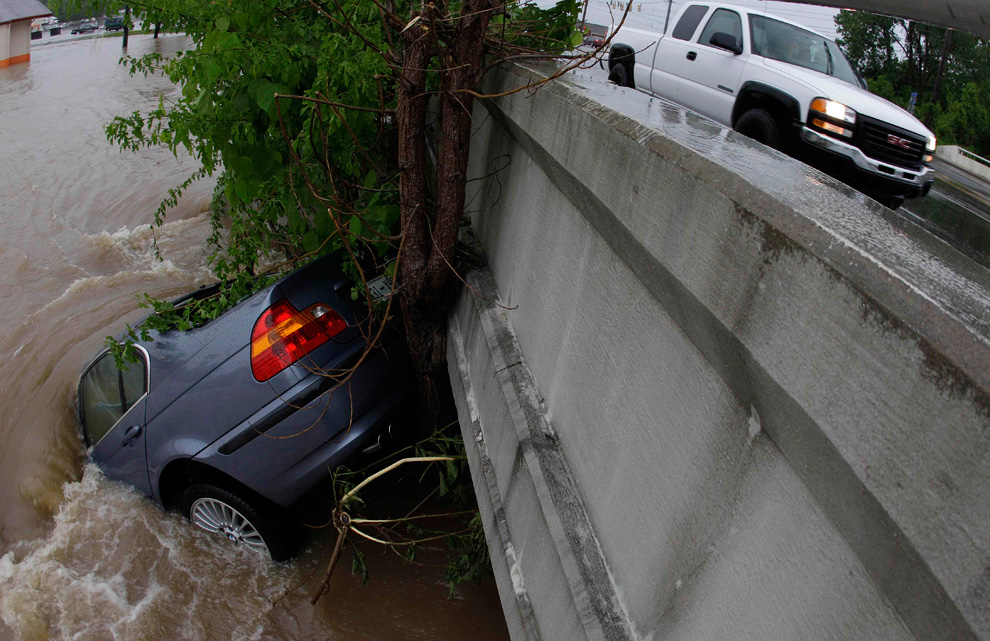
(396, 1), (496, 428)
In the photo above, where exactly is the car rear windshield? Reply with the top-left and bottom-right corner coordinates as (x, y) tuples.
(79, 350), (147, 446)
(749, 15), (859, 86)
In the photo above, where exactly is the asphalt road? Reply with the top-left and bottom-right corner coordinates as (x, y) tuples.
(928, 158), (990, 220)
(899, 158), (990, 266)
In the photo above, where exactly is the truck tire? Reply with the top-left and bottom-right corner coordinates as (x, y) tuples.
(608, 64), (629, 87)
(876, 196), (904, 211)
(607, 44), (635, 89)
(734, 109), (782, 151)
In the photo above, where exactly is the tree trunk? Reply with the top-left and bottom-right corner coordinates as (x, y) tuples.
(154, 21), (160, 38)
(397, 16), (453, 428)
(395, 1), (496, 430)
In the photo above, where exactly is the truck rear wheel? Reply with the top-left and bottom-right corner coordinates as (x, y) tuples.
(608, 64), (629, 87)
(735, 109), (782, 151)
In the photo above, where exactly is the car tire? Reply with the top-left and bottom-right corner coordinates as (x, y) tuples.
(181, 483), (297, 562)
(608, 63), (629, 87)
(735, 109), (782, 151)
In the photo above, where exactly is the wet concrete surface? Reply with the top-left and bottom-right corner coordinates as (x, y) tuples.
(555, 60), (990, 348)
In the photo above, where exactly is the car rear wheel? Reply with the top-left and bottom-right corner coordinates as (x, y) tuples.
(181, 483), (296, 562)
(735, 109), (782, 151)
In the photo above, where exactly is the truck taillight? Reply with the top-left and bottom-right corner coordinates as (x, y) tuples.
(251, 300), (347, 382)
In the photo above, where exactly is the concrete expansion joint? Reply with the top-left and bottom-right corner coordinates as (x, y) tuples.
(452, 267), (638, 641)
(447, 310), (543, 641)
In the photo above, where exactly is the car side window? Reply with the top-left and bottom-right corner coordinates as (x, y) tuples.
(698, 8), (742, 48)
(671, 5), (709, 41)
(121, 357), (146, 410)
(79, 351), (148, 446)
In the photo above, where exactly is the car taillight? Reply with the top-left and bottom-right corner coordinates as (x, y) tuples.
(251, 300), (347, 382)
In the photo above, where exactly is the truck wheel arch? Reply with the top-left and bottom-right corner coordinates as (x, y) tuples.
(608, 44), (636, 89)
(731, 82), (800, 129)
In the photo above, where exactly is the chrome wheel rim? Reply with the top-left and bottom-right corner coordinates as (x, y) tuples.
(190, 498), (268, 553)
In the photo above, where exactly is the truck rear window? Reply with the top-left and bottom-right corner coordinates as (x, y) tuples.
(672, 5), (709, 41)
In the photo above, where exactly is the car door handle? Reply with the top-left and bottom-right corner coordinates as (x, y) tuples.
(122, 425), (142, 447)
(686, 51), (697, 61)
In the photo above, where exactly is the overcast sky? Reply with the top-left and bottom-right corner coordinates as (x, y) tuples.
(572, 0), (841, 40)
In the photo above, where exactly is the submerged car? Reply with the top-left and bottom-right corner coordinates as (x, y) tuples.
(77, 256), (411, 560)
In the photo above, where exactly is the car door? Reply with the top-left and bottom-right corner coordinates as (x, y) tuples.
(677, 7), (748, 124)
(650, 4), (710, 100)
(79, 348), (153, 497)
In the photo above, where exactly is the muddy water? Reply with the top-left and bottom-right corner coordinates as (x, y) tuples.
(0, 36), (508, 640)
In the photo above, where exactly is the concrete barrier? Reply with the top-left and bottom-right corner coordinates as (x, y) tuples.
(937, 144), (990, 183)
(449, 63), (990, 641)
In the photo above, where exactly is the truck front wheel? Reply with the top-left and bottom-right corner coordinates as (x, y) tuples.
(735, 109), (782, 151)
(875, 196), (904, 211)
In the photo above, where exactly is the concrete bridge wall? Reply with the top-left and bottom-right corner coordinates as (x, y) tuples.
(448, 65), (990, 641)
(937, 145), (990, 184)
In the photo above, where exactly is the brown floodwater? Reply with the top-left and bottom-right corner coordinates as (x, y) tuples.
(0, 34), (508, 641)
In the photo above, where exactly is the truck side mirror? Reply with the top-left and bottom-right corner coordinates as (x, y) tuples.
(710, 32), (743, 55)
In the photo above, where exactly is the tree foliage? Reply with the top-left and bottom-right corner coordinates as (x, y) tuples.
(59, 0), (589, 421)
(835, 10), (990, 154)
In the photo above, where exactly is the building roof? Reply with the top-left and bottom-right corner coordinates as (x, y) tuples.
(0, 0), (52, 26)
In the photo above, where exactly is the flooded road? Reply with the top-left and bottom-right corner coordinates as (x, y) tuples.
(0, 35), (508, 641)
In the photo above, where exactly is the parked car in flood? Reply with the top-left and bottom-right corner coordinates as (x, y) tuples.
(77, 255), (411, 560)
(70, 23), (98, 34)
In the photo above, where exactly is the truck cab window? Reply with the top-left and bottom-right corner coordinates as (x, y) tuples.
(699, 9), (742, 48)
(671, 5), (709, 41)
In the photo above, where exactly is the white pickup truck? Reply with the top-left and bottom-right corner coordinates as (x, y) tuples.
(606, 2), (936, 209)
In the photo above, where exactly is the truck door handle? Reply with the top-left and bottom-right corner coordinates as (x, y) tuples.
(686, 51), (697, 61)
(122, 425), (142, 447)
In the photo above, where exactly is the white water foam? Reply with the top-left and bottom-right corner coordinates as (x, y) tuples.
(0, 466), (295, 641)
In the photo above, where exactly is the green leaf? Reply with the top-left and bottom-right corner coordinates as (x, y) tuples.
(203, 29), (219, 53)
(215, 17), (229, 33)
(224, 180), (239, 207)
(233, 176), (254, 203)
(438, 470), (448, 497)
(227, 155), (254, 179)
(362, 170), (378, 189)
(348, 216), (365, 237)
(254, 81), (287, 117)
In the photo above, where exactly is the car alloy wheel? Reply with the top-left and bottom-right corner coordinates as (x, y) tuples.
(181, 483), (298, 561)
(189, 497), (267, 552)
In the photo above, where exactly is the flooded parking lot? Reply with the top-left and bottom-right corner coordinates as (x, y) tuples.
(0, 34), (508, 641)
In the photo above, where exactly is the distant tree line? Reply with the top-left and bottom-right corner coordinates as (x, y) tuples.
(835, 10), (990, 157)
